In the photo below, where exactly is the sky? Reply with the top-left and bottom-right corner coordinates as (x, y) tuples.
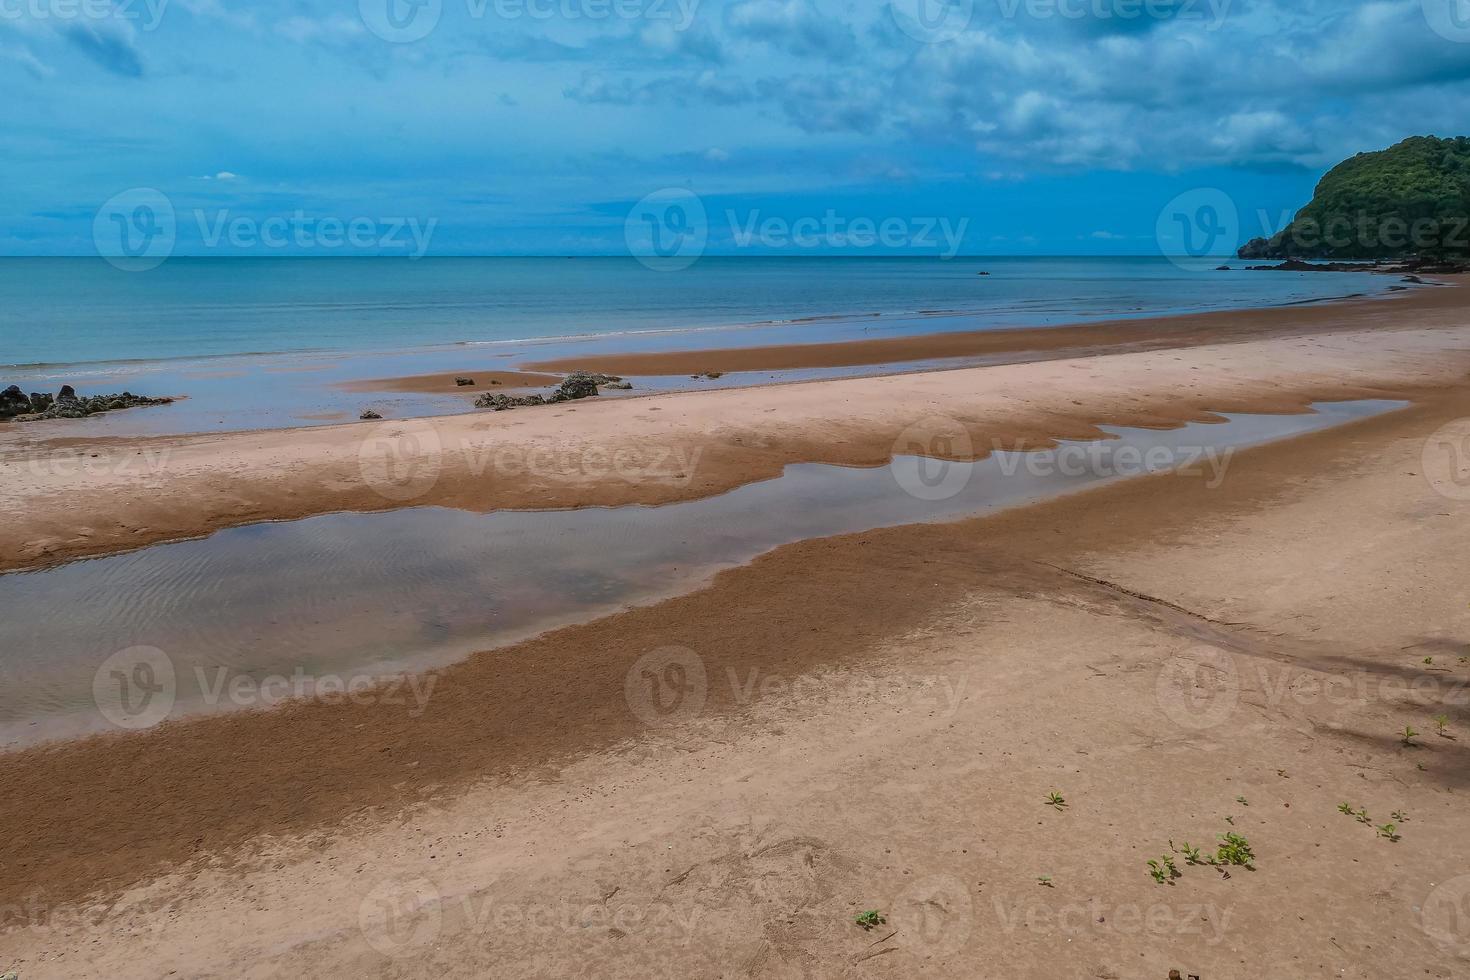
(3, 0), (1470, 258)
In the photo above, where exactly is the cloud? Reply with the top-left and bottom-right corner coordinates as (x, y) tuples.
(725, 0), (857, 58)
(60, 21), (143, 78)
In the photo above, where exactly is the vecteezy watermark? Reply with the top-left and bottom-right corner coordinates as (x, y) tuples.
(92, 645), (177, 730)
(93, 188), (438, 270)
(995, 0), (1231, 29)
(357, 421), (445, 502)
(890, 0), (975, 43)
(991, 439), (1234, 487)
(726, 209), (968, 258)
(623, 645), (969, 726)
(1423, 0), (1470, 43)
(1156, 646), (1470, 731)
(625, 188), (709, 272)
(94, 187), (176, 272)
(22, 445), (174, 481)
(625, 645), (708, 726)
(359, 0), (700, 43)
(892, 874), (975, 956)
(193, 665), (438, 715)
(889, 415), (977, 502)
(0, 0), (169, 30)
(359, 877), (443, 957)
(1154, 645), (1241, 731)
(354, 423), (704, 503)
(359, 0), (442, 42)
(92, 647), (439, 731)
(625, 191), (971, 270)
(1423, 874), (1470, 957)
(358, 877), (704, 956)
(1156, 188), (1239, 271)
(991, 893), (1234, 943)
(888, 415), (1237, 503)
(1422, 420), (1470, 501)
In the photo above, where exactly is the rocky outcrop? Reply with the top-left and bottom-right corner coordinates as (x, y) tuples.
(0, 384), (173, 422)
(473, 372), (625, 412)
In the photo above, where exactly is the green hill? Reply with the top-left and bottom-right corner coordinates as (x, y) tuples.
(1238, 136), (1470, 260)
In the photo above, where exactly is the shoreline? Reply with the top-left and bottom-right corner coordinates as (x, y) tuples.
(3, 285), (1470, 575)
(525, 276), (1459, 377)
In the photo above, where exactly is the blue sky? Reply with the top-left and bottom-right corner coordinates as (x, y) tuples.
(4, 0), (1470, 256)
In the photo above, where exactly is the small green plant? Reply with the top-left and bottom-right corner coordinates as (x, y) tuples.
(1215, 833), (1256, 869)
(1424, 657), (1435, 666)
(1392, 809), (1408, 822)
(1236, 796), (1249, 806)
(1377, 823), (1401, 843)
(1355, 808), (1372, 824)
(1434, 715), (1453, 738)
(1177, 841), (1206, 866)
(1148, 856), (1181, 885)
(1045, 792), (1068, 812)
(1224, 815), (1235, 826)
(1337, 802), (1355, 815)
(1036, 875), (1054, 888)
(1401, 725), (1420, 747)
(854, 910), (886, 930)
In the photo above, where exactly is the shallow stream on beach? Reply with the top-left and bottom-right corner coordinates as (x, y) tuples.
(0, 398), (1405, 746)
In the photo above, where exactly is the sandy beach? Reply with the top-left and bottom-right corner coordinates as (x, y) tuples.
(3, 287), (1470, 977)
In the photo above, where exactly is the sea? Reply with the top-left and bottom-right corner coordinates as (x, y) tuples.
(0, 256), (1392, 435)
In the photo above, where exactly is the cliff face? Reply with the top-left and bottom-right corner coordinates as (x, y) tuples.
(1238, 136), (1470, 260)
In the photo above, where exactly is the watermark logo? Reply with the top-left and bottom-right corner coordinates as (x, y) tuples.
(1, 0), (170, 29)
(92, 645), (176, 730)
(994, 0), (1232, 30)
(626, 188), (708, 272)
(890, 0), (974, 43)
(357, 421), (444, 502)
(625, 645), (707, 725)
(1424, 0), (1470, 42)
(1155, 645), (1240, 730)
(726, 209), (968, 258)
(890, 415), (976, 502)
(359, 877), (443, 956)
(93, 187), (176, 272)
(1156, 188), (1238, 271)
(892, 874), (974, 955)
(1422, 420), (1470, 501)
(360, 0), (442, 41)
(1424, 874), (1470, 957)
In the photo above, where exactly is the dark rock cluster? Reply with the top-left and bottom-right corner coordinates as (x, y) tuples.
(473, 372), (629, 412)
(0, 384), (173, 422)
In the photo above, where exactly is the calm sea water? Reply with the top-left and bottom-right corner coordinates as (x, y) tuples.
(0, 256), (1387, 369)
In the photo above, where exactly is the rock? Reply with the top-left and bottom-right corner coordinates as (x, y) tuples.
(977, 271), (990, 276)
(604, 381), (633, 390)
(454, 377), (475, 386)
(360, 410), (383, 420)
(5, 387), (174, 422)
(691, 371), (724, 380)
(551, 373), (600, 401)
(474, 392), (548, 411)
(1216, 265), (1231, 271)
(1402, 275), (1425, 284)
(0, 385), (29, 419)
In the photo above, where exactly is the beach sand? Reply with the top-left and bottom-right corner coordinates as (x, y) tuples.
(2, 289), (1470, 977)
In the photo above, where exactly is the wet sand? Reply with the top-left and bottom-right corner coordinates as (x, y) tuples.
(525, 276), (1464, 376)
(336, 368), (564, 395)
